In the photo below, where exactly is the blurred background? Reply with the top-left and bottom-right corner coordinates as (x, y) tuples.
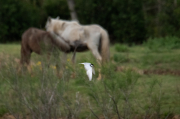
(0, 0), (179, 44)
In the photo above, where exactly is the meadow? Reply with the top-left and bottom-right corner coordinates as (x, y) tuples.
(0, 37), (180, 119)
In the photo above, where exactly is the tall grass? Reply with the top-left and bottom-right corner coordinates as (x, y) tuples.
(0, 43), (180, 118)
(143, 36), (180, 52)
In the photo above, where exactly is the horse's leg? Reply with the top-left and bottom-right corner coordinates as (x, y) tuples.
(88, 45), (102, 80)
(18, 60), (23, 74)
(22, 50), (32, 73)
(70, 48), (77, 78)
(19, 46), (25, 73)
(18, 53), (24, 73)
(70, 52), (76, 78)
(26, 53), (32, 73)
(56, 52), (67, 78)
(62, 52), (67, 68)
(46, 52), (52, 68)
(19, 47), (31, 73)
(71, 50), (76, 64)
(93, 51), (102, 80)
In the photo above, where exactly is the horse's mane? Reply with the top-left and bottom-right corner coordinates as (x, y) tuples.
(50, 18), (79, 26)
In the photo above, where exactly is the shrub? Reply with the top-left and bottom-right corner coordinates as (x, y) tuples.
(114, 44), (129, 52)
(143, 36), (180, 51)
(76, 0), (146, 44)
(0, 0), (45, 42)
(113, 53), (129, 63)
(43, 0), (70, 20)
(0, 105), (8, 117)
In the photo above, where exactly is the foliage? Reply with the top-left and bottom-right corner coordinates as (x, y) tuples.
(1, 44), (180, 118)
(0, 0), (147, 44)
(2, 0), (180, 44)
(76, 0), (146, 44)
(113, 53), (129, 63)
(0, 105), (7, 116)
(0, 0), (45, 42)
(143, 36), (180, 52)
(43, 0), (70, 20)
(114, 43), (129, 52)
(0, 0), (70, 43)
(142, 0), (180, 38)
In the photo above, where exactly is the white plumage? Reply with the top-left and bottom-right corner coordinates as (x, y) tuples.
(80, 62), (95, 81)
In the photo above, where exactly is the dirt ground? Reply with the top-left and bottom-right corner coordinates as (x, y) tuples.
(0, 114), (15, 119)
(1, 113), (180, 119)
(116, 66), (180, 76)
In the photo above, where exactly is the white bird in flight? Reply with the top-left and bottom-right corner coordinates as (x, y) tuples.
(80, 62), (95, 81)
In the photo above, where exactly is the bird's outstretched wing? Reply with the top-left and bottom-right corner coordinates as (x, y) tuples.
(86, 69), (92, 81)
(84, 63), (91, 71)
(92, 67), (95, 75)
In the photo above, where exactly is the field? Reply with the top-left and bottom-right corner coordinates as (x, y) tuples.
(0, 38), (180, 119)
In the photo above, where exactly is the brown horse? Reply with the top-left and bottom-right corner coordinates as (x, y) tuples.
(20, 27), (71, 73)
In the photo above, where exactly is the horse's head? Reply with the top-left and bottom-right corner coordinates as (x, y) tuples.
(45, 16), (65, 34)
(45, 16), (54, 32)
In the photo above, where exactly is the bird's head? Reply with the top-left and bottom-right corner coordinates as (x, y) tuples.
(79, 63), (94, 67)
(90, 63), (94, 67)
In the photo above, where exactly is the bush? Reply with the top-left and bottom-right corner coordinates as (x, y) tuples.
(143, 36), (180, 51)
(0, 47), (179, 118)
(113, 53), (129, 63)
(0, 0), (72, 43)
(76, 0), (146, 44)
(0, 105), (8, 117)
(0, 0), (45, 42)
(114, 44), (129, 52)
(43, 0), (70, 20)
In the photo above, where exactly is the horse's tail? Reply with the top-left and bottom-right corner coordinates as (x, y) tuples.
(100, 29), (110, 63)
(20, 28), (31, 65)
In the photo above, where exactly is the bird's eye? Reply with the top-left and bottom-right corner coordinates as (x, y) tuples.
(90, 64), (93, 67)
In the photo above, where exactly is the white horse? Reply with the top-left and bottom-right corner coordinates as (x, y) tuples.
(45, 17), (110, 79)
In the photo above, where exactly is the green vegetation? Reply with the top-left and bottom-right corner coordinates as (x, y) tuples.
(2, 0), (180, 44)
(143, 36), (180, 52)
(114, 44), (129, 52)
(0, 37), (180, 118)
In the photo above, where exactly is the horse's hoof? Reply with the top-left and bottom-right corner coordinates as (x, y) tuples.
(71, 73), (76, 79)
(97, 78), (101, 80)
(56, 73), (62, 79)
(97, 75), (102, 80)
(97, 72), (102, 80)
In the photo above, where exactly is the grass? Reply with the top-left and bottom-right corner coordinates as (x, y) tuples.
(0, 39), (180, 118)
